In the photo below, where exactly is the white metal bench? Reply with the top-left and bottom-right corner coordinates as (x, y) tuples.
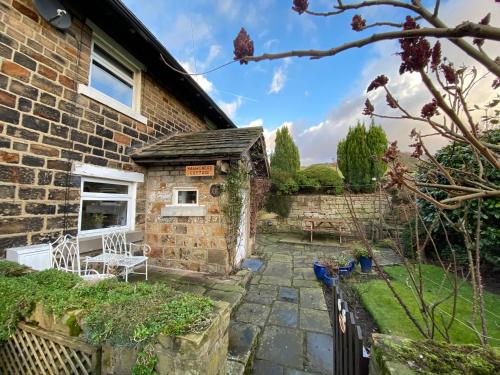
(85, 230), (150, 282)
(50, 235), (114, 282)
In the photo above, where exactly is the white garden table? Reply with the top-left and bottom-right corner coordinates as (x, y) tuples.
(85, 230), (150, 282)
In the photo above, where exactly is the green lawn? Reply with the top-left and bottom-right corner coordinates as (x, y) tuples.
(349, 264), (500, 346)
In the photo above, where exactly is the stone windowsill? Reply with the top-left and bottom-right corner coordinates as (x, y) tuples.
(161, 205), (207, 217)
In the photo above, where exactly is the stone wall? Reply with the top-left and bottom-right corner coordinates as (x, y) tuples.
(259, 193), (390, 233)
(26, 300), (230, 375)
(145, 165), (231, 274)
(0, 0), (211, 256)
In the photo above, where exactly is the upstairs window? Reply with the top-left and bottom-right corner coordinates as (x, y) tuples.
(90, 44), (135, 108)
(78, 23), (147, 124)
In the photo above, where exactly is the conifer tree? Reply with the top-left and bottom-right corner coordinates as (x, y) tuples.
(366, 120), (388, 188)
(337, 122), (387, 192)
(270, 127), (300, 194)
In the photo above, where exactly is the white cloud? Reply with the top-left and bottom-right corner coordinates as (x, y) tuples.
(242, 118), (264, 127)
(179, 44), (223, 95)
(205, 45), (222, 66)
(216, 0), (241, 20)
(218, 96), (243, 119)
(263, 38), (279, 51)
(268, 60), (291, 94)
(180, 61), (214, 94)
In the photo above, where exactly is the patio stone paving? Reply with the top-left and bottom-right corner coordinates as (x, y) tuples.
(231, 234), (334, 374)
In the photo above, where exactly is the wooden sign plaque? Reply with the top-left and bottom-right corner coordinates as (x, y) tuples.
(186, 165), (215, 177)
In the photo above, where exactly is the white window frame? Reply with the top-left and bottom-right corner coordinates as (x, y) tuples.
(173, 188), (199, 206)
(78, 177), (137, 237)
(78, 22), (147, 124)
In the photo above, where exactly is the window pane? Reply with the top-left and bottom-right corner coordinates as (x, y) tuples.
(81, 200), (128, 231)
(177, 191), (197, 204)
(83, 181), (128, 194)
(90, 61), (133, 107)
(93, 44), (133, 79)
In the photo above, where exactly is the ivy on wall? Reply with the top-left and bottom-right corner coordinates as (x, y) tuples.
(220, 163), (247, 268)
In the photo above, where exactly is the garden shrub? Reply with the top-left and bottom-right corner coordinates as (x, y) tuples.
(297, 164), (343, 194)
(265, 193), (292, 218)
(270, 168), (298, 195)
(0, 262), (215, 360)
(415, 130), (500, 270)
(0, 260), (32, 277)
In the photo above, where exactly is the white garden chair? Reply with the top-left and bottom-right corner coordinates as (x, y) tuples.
(85, 230), (150, 282)
(50, 235), (114, 282)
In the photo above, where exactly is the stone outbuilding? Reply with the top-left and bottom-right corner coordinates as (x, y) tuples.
(131, 127), (269, 274)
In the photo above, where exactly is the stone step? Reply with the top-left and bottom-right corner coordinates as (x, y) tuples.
(226, 321), (261, 375)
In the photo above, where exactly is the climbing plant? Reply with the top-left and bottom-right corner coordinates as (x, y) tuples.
(250, 178), (271, 237)
(220, 163), (248, 268)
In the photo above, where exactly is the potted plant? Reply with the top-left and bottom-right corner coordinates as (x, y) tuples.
(313, 260), (328, 280)
(322, 255), (354, 287)
(352, 243), (373, 273)
(93, 213), (105, 229)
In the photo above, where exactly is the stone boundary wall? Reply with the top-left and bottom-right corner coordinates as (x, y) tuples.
(259, 193), (390, 233)
(19, 300), (230, 375)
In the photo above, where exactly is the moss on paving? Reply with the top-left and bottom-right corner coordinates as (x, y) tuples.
(0, 260), (215, 347)
(349, 264), (500, 346)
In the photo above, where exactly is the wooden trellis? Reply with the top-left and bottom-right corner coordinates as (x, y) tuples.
(0, 322), (101, 375)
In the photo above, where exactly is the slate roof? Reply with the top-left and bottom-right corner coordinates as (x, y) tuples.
(131, 127), (265, 164)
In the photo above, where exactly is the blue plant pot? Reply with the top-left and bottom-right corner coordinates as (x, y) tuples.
(359, 256), (373, 273)
(322, 272), (339, 288)
(339, 259), (356, 276)
(313, 261), (327, 280)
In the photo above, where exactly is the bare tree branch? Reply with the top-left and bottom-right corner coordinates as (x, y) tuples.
(433, 0), (441, 18)
(364, 21), (404, 29)
(303, 0), (419, 17)
(419, 70), (500, 168)
(244, 23), (500, 73)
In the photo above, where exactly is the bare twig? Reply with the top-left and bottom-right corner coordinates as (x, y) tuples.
(244, 24), (500, 65)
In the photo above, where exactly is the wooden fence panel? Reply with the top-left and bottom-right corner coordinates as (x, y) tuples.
(332, 286), (369, 375)
(0, 322), (101, 375)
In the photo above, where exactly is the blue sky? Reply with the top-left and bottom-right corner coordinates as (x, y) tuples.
(122, 0), (497, 165)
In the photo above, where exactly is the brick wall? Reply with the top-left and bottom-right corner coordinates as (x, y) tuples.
(145, 166), (229, 274)
(0, 0), (211, 256)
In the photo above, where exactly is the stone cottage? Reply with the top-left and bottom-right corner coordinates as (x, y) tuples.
(0, 0), (269, 274)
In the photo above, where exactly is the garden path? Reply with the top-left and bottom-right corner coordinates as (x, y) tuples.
(229, 234), (334, 374)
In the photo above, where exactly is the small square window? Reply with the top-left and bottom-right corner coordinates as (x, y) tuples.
(175, 189), (198, 205)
